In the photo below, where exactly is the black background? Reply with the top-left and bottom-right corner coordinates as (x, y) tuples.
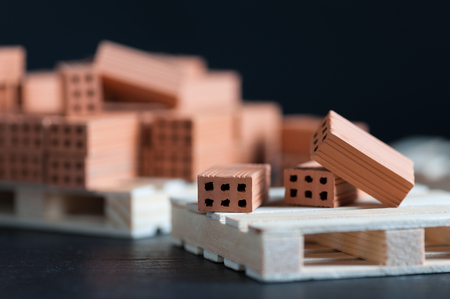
(1, 0), (449, 143)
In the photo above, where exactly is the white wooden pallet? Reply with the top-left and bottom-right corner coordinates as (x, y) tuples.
(170, 185), (450, 282)
(0, 178), (194, 239)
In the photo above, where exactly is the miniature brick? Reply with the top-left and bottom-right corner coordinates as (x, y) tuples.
(94, 41), (241, 112)
(156, 54), (207, 77)
(0, 46), (25, 113)
(58, 61), (103, 116)
(311, 110), (414, 207)
(22, 71), (64, 115)
(284, 161), (358, 208)
(0, 114), (49, 152)
(6, 150), (44, 183)
(198, 164), (271, 213)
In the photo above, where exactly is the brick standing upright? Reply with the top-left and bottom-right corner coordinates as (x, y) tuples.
(284, 161), (358, 208)
(198, 164), (271, 213)
(311, 110), (414, 207)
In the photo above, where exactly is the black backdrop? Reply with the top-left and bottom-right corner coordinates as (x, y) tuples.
(2, 0), (449, 143)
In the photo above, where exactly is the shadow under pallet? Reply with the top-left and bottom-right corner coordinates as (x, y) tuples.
(170, 186), (450, 282)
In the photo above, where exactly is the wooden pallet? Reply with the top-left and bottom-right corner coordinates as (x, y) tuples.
(0, 178), (192, 239)
(170, 185), (450, 282)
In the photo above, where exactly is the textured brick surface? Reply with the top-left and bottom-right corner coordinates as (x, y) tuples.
(198, 164), (270, 213)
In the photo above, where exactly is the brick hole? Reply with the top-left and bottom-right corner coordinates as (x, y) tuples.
(64, 176), (71, 183)
(320, 177), (327, 184)
(320, 191), (328, 200)
(237, 184), (246, 192)
(290, 189), (297, 197)
(10, 124), (17, 132)
(184, 121), (192, 130)
(72, 75), (80, 83)
(76, 177), (83, 185)
(73, 90), (81, 98)
(52, 139), (59, 146)
(171, 135), (177, 142)
(221, 184), (230, 191)
(205, 182), (214, 191)
(88, 104), (95, 111)
(238, 200), (247, 208)
(64, 161), (71, 170)
(23, 138), (29, 145)
(76, 141), (83, 148)
(11, 137), (18, 145)
(322, 120), (327, 128)
(75, 162), (83, 170)
(64, 140), (71, 147)
(322, 134), (327, 141)
(205, 198), (213, 207)
(64, 126), (71, 134)
(221, 199), (230, 207)
(183, 156), (191, 163)
(51, 126), (58, 133)
(32, 157), (39, 164)
(322, 127), (327, 134)
(314, 146), (318, 152)
(290, 175), (297, 182)
(305, 175), (313, 183)
(85, 74), (93, 82)
(73, 105), (81, 112)
(185, 136), (191, 145)
(35, 139), (41, 147)
(87, 89), (95, 97)
(21, 156), (28, 163)
(52, 175), (59, 183)
(313, 132), (318, 138)
(22, 169), (28, 177)
(23, 124), (30, 132)
(313, 139), (318, 145)
(76, 126), (84, 134)
(170, 168), (177, 176)
(53, 160), (60, 169)
(34, 124), (41, 133)
(305, 190), (312, 198)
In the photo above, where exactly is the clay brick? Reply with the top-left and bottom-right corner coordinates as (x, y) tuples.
(311, 110), (414, 207)
(151, 111), (235, 150)
(284, 161), (358, 208)
(156, 54), (207, 77)
(0, 114), (49, 152)
(22, 71), (63, 115)
(46, 113), (138, 157)
(0, 84), (20, 112)
(0, 46), (25, 84)
(6, 150), (45, 183)
(58, 61), (103, 116)
(46, 153), (136, 189)
(95, 41), (241, 112)
(198, 164), (271, 213)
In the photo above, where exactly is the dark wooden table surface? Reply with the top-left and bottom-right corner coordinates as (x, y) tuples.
(0, 228), (448, 299)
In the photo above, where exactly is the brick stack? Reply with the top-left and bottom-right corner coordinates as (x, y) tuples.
(45, 113), (139, 189)
(0, 46), (25, 112)
(142, 111), (236, 181)
(22, 71), (63, 115)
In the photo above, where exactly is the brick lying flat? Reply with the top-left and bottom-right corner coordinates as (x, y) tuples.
(311, 110), (414, 207)
(22, 71), (63, 115)
(284, 161), (358, 208)
(58, 61), (103, 116)
(95, 41), (241, 112)
(198, 164), (271, 213)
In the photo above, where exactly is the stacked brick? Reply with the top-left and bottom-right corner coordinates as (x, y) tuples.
(45, 113), (139, 189)
(0, 46), (25, 112)
(22, 71), (63, 114)
(0, 114), (50, 182)
(141, 111), (236, 181)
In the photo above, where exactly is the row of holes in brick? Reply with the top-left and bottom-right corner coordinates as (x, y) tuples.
(204, 182), (246, 192)
(290, 189), (328, 200)
(204, 198), (247, 208)
(290, 175), (327, 184)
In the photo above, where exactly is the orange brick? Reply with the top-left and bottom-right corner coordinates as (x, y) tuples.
(311, 111), (414, 207)
(284, 161), (358, 208)
(198, 164), (270, 213)
(22, 71), (63, 115)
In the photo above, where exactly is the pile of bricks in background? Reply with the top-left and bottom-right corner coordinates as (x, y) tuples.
(0, 40), (285, 190)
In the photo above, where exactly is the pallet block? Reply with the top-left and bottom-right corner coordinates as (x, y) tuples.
(0, 178), (192, 238)
(22, 71), (63, 115)
(95, 41), (241, 112)
(284, 161), (358, 207)
(58, 61), (103, 116)
(198, 164), (271, 213)
(171, 185), (450, 282)
(311, 111), (414, 207)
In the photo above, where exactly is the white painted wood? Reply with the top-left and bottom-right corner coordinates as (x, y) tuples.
(224, 259), (245, 271)
(184, 243), (203, 255)
(204, 250), (224, 263)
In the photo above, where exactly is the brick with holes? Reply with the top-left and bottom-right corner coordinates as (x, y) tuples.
(198, 164), (271, 213)
(284, 161), (358, 208)
(310, 110), (414, 207)
(6, 150), (45, 183)
(58, 61), (103, 116)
